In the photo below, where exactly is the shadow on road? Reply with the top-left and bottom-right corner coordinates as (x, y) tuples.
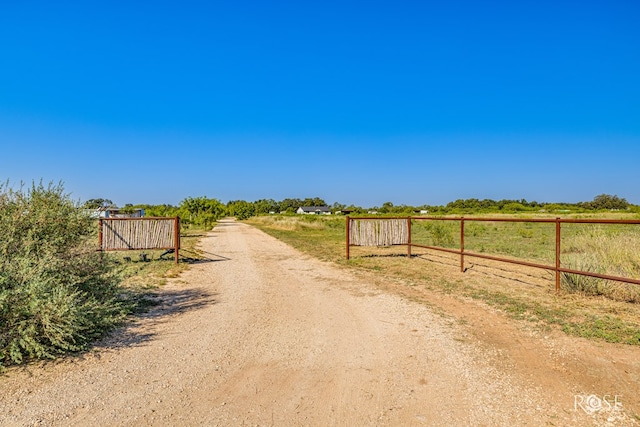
(95, 288), (217, 351)
(213, 221), (238, 227)
(196, 250), (231, 262)
(179, 248), (231, 263)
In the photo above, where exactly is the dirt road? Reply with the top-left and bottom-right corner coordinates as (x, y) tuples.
(1, 219), (637, 426)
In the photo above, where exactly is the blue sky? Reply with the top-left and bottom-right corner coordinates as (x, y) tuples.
(1, 1), (638, 207)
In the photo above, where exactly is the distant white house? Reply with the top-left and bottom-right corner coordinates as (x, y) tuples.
(296, 206), (332, 215)
(86, 208), (145, 218)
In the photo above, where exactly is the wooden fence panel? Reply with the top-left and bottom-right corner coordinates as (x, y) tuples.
(100, 218), (177, 250)
(349, 218), (409, 246)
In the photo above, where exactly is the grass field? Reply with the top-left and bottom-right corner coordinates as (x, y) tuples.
(247, 214), (640, 345)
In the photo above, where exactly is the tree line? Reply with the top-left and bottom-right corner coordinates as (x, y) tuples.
(96, 197), (332, 223)
(85, 193), (637, 224)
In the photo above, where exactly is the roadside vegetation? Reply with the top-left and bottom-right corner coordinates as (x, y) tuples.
(0, 183), (209, 369)
(0, 183), (132, 368)
(247, 213), (640, 345)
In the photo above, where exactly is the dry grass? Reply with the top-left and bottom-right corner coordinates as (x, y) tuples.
(561, 224), (640, 303)
(250, 214), (328, 231)
(113, 228), (207, 289)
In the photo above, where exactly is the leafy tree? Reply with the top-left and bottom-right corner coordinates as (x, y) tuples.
(395, 204), (416, 214)
(131, 204), (179, 217)
(278, 198), (303, 213)
(83, 198), (114, 210)
(331, 202), (346, 212)
(587, 194), (629, 210)
(501, 202), (527, 212)
(253, 199), (278, 214)
(342, 204), (365, 214)
(119, 203), (137, 214)
(179, 196), (226, 228)
(302, 197), (327, 207)
(379, 201), (394, 213)
(227, 200), (255, 220)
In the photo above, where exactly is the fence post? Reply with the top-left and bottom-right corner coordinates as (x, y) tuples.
(407, 217), (412, 258)
(460, 217), (465, 272)
(98, 219), (104, 261)
(346, 216), (350, 260)
(174, 216), (180, 264)
(555, 217), (561, 291)
(98, 219), (103, 251)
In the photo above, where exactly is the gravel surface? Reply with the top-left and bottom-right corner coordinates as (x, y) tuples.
(1, 219), (637, 426)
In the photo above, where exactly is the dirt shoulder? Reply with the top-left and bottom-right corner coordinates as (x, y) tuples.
(0, 219), (638, 426)
(351, 247), (640, 423)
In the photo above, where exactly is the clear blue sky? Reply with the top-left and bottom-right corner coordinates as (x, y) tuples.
(1, 1), (638, 207)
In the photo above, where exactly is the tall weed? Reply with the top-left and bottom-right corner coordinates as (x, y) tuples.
(561, 225), (640, 303)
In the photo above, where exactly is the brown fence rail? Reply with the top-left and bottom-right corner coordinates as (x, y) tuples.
(99, 217), (180, 263)
(346, 216), (640, 290)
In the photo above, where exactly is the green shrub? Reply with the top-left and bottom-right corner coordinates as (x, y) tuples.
(428, 222), (456, 247)
(0, 182), (130, 367)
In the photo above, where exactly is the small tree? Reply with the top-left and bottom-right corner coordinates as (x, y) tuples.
(589, 194), (629, 210)
(379, 201), (394, 214)
(133, 204), (179, 217)
(227, 200), (255, 220)
(178, 196), (226, 229)
(253, 199), (278, 215)
(83, 198), (114, 210)
(501, 202), (527, 212)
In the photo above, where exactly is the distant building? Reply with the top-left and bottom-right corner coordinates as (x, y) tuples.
(86, 208), (145, 218)
(296, 206), (332, 215)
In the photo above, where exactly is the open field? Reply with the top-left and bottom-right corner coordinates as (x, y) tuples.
(247, 213), (640, 345)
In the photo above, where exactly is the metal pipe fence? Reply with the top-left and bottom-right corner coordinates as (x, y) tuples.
(346, 216), (640, 290)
